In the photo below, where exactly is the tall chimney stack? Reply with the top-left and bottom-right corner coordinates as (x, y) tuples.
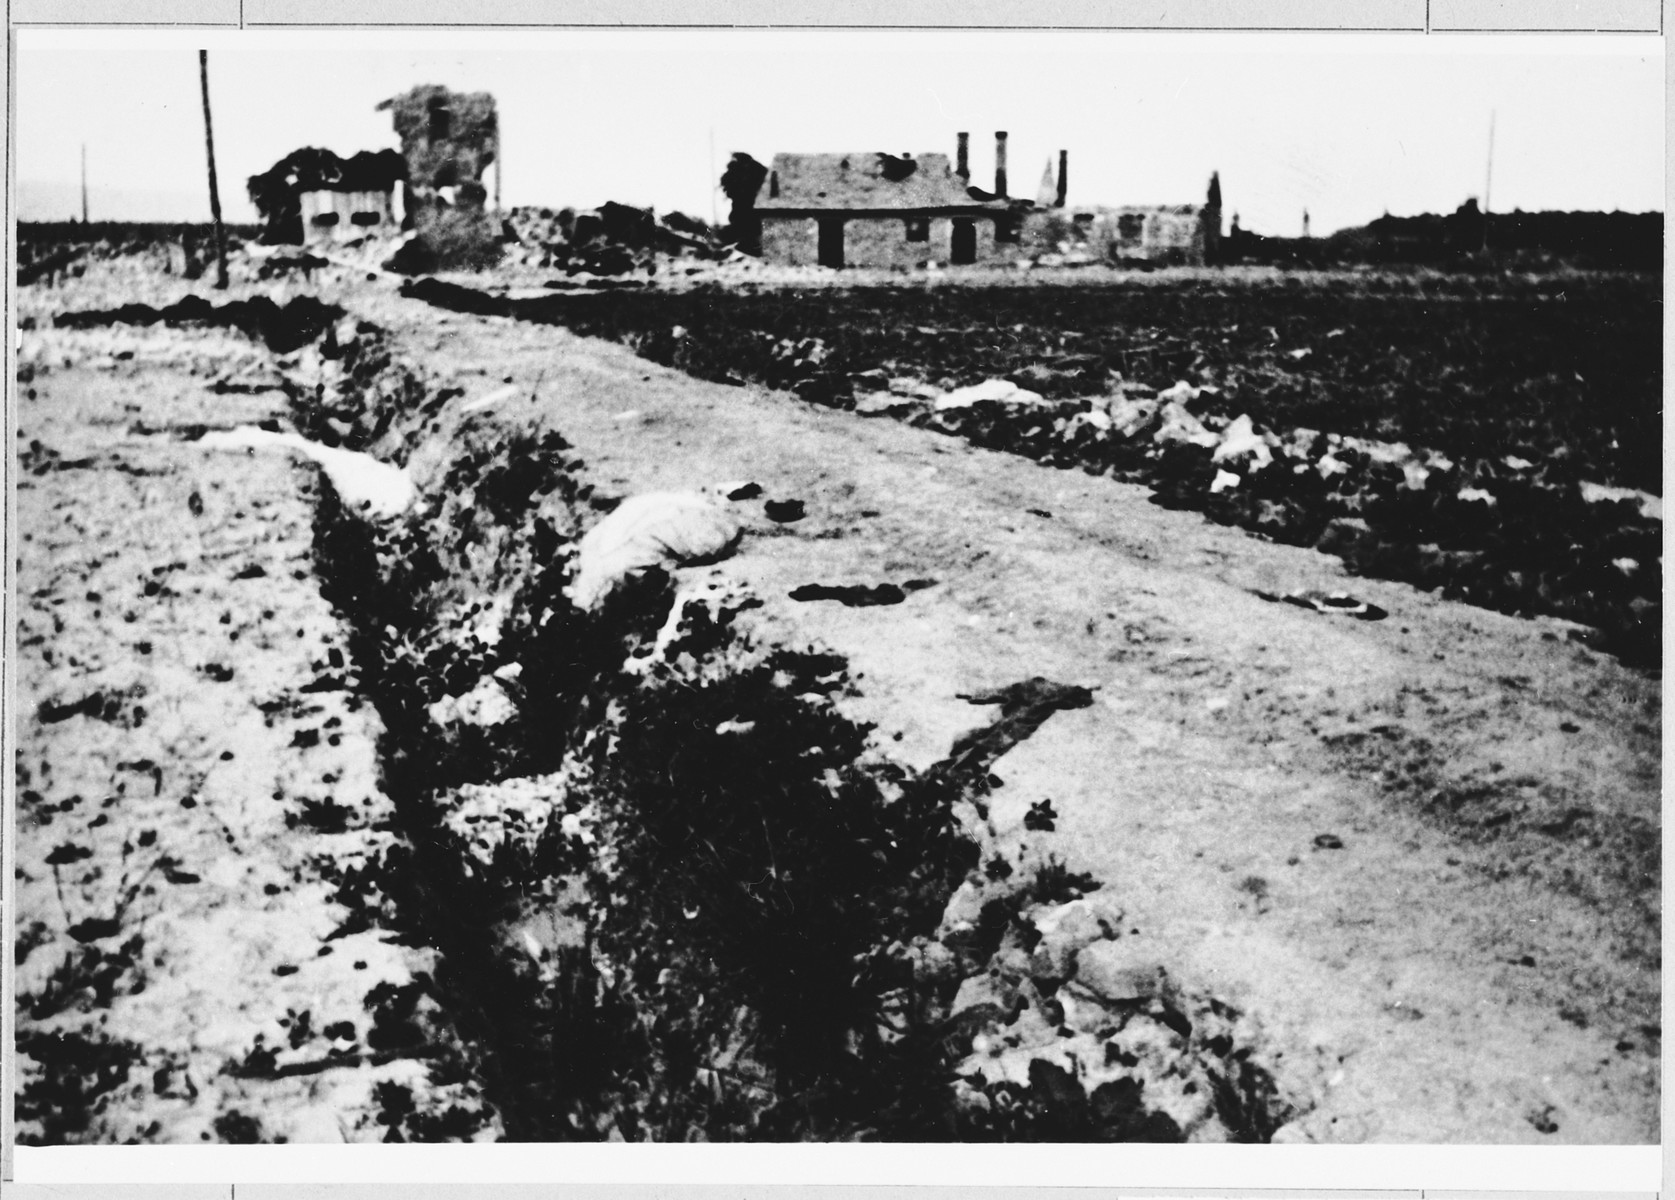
(956, 132), (970, 181)
(994, 131), (1008, 198)
(1056, 149), (1068, 207)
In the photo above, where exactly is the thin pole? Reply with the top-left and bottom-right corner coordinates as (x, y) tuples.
(80, 144), (88, 223)
(709, 126), (718, 227)
(199, 50), (228, 290)
(1483, 109), (1496, 252)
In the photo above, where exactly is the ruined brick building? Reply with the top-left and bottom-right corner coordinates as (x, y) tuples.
(741, 130), (1222, 269)
(753, 133), (1021, 269)
(1025, 172), (1224, 267)
(247, 84), (502, 269)
(246, 148), (406, 247)
(376, 84), (501, 269)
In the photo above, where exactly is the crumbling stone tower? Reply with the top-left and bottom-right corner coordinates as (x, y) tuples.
(377, 84), (501, 269)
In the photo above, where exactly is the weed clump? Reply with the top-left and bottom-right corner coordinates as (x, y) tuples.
(15, 1029), (145, 1144)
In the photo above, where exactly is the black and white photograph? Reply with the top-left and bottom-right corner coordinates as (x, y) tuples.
(6, 19), (1663, 1170)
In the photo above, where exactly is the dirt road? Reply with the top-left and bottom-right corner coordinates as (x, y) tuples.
(364, 285), (1659, 1142)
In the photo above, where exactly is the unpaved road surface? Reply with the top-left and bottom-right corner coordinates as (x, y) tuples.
(13, 266), (1659, 1143)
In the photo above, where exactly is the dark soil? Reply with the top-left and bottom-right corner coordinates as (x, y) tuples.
(416, 273), (1661, 491)
(54, 294), (346, 355)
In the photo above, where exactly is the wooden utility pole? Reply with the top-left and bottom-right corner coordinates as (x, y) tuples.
(1482, 109), (1496, 253)
(80, 144), (88, 223)
(198, 50), (228, 289)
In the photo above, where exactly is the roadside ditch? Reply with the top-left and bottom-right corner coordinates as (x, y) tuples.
(260, 312), (1316, 1140)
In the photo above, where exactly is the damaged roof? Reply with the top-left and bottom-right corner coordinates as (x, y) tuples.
(756, 152), (1008, 213)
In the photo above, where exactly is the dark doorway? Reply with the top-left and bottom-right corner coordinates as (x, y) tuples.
(950, 218), (976, 265)
(817, 218), (845, 269)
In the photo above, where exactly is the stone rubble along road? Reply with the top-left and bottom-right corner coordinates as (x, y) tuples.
(13, 326), (496, 1143)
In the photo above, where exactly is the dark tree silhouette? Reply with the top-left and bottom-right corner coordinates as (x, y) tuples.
(247, 148), (407, 245)
(719, 152), (768, 256)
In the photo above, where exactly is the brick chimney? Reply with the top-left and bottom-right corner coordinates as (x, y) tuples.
(1056, 149), (1068, 207)
(994, 131), (1008, 198)
(956, 132), (970, 181)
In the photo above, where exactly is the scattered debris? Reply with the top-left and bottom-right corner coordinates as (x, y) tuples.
(764, 498), (806, 523)
(934, 378), (1050, 411)
(1579, 480), (1662, 521)
(54, 295), (345, 355)
(788, 582), (908, 607)
(1022, 798), (1057, 832)
(461, 383), (521, 413)
(1254, 589), (1389, 622)
(942, 678), (1097, 781)
(196, 426), (416, 520)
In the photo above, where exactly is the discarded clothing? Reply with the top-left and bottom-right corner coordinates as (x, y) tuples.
(197, 426), (415, 519)
(788, 582), (907, 607)
(936, 677), (1096, 781)
(1254, 589), (1388, 621)
(934, 378), (1049, 411)
(568, 490), (742, 610)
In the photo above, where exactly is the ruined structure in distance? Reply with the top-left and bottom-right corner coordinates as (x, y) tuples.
(377, 84), (502, 270)
(736, 131), (1223, 269)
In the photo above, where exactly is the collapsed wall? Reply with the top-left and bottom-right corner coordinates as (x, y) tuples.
(378, 85), (501, 272)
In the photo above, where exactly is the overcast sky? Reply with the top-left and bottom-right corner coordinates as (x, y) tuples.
(16, 29), (1665, 236)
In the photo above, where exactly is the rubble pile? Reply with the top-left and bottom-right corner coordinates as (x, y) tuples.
(872, 376), (1660, 664)
(503, 203), (727, 277)
(941, 891), (1297, 1141)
